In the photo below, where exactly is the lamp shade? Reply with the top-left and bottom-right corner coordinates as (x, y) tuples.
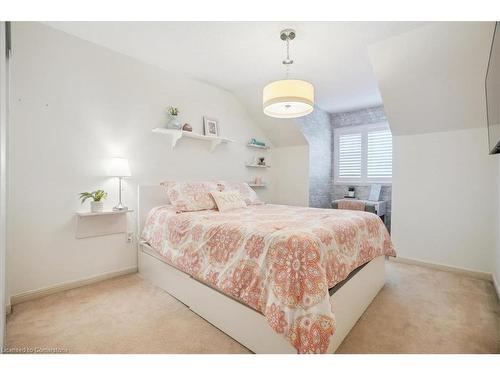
(108, 158), (131, 177)
(263, 79), (314, 118)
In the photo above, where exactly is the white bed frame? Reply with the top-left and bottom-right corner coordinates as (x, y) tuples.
(137, 185), (386, 354)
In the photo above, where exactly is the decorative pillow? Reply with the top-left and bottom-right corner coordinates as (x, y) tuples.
(166, 181), (218, 212)
(160, 181), (176, 204)
(210, 191), (247, 212)
(218, 181), (263, 205)
(160, 181), (176, 189)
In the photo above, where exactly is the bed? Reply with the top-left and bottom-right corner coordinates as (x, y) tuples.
(137, 184), (396, 354)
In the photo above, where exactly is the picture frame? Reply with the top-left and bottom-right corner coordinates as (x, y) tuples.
(203, 117), (218, 137)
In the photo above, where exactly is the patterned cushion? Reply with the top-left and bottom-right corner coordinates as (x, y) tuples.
(218, 181), (263, 205)
(159, 181), (176, 204)
(210, 190), (247, 212)
(160, 181), (176, 189)
(165, 181), (218, 212)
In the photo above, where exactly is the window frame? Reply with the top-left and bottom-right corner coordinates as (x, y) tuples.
(333, 122), (392, 185)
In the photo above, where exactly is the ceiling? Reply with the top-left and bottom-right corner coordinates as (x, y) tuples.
(44, 22), (427, 112)
(369, 22), (494, 135)
(44, 21), (427, 146)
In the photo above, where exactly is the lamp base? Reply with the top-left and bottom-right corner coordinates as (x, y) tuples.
(113, 203), (129, 211)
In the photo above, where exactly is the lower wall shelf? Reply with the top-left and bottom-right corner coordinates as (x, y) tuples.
(245, 163), (270, 168)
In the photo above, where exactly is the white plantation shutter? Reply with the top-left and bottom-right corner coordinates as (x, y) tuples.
(367, 129), (392, 179)
(334, 122), (392, 184)
(338, 133), (362, 178)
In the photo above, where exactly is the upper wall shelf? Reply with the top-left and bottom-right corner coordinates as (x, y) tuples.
(152, 128), (234, 152)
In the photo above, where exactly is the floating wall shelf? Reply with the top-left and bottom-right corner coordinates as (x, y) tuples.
(76, 209), (134, 217)
(245, 163), (270, 168)
(153, 128), (234, 152)
(248, 183), (266, 188)
(247, 143), (270, 150)
(75, 209), (134, 239)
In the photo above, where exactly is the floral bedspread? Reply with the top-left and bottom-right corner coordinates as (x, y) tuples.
(141, 204), (396, 353)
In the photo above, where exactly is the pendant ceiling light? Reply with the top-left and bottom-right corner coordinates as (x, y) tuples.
(263, 29), (314, 119)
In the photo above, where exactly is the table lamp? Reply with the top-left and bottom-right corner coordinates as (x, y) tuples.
(108, 157), (131, 211)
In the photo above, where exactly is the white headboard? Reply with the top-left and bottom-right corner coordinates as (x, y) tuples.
(137, 185), (169, 235)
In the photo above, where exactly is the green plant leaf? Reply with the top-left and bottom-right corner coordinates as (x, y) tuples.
(79, 190), (107, 203)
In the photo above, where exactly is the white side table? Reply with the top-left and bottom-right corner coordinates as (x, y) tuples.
(75, 209), (134, 239)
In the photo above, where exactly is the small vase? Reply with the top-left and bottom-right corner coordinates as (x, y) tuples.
(90, 201), (104, 213)
(167, 115), (182, 130)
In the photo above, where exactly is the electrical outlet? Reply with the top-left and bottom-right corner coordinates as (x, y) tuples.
(127, 232), (134, 243)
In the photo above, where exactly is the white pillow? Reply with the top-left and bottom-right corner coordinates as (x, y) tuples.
(210, 190), (247, 212)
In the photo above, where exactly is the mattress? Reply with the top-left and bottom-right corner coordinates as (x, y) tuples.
(140, 241), (368, 298)
(141, 203), (395, 353)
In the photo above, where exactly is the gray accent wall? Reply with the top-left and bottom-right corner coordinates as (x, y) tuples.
(330, 105), (387, 128)
(330, 105), (392, 230)
(296, 107), (332, 208)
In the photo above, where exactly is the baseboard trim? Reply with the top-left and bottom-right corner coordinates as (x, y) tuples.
(493, 274), (500, 301)
(389, 256), (492, 281)
(10, 266), (138, 306)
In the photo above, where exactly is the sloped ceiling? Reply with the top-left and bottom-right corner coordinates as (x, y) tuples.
(369, 22), (495, 136)
(43, 21), (426, 146)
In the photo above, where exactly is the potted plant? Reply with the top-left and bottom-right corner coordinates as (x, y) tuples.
(166, 106), (181, 130)
(79, 190), (107, 213)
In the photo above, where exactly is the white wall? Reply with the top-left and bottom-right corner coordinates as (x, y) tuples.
(392, 128), (497, 273)
(270, 145), (309, 207)
(495, 157), (500, 294)
(369, 22), (498, 275)
(7, 22), (276, 299)
(0, 21), (8, 350)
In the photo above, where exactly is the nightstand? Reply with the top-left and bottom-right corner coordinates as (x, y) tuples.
(75, 209), (134, 239)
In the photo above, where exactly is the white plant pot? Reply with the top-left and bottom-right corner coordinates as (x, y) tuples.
(90, 201), (104, 213)
(167, 115), (182, 130)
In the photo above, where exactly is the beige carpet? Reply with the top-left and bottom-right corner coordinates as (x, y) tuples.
(6, 261), (500, 354)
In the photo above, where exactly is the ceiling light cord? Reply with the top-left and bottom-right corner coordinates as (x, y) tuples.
(286, 37), (291, 63)
(281, 28), (295, 78)
(284, 38), (291, 78)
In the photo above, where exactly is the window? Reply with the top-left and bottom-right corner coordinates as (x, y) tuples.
(338, 132), (362, 179)
(333, 122), (392, 184)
